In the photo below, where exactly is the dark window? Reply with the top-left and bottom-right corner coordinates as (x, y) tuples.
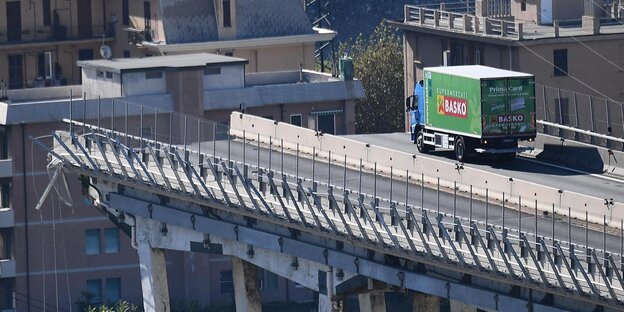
(317, 114), (335, 135)
(0, 184), (9, 208)
(220, 270), (234, 294)
(204, 67), (221, 75)
(553, 49), (568, 76)
(78, 49), (94, 61)
(225, 52), (233, 57)
(37, 53), (46, 79)
(290, 114), (302, 126)
(122, 0), (129, 26)
(123, 50), (131, 58)
(104, 228), (120, 253)
(145, 71), (162, 79)
(85, 229), (101, 255)
(105, 278), (121, 303)
(43, 0), (52, 26)
(97, 71), (104, 78)
(521, 0), (527, 11)
(8, 55), (24, 89)
(144, 1), (151, 29)
(6, 2), (22, 42)
(86, 279), (102, 304)
(105, 72), (113, 79)
(223, 0), (232, 27)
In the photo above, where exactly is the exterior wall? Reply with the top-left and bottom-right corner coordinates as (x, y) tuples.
(256, 45), (312, 72)
(517, 39), (624, 101)
(511, 0), (540, 23)
(82, 68), (122, 99)
(123, 71), (168, 97)
(552, 0), (584, 21)
(215, 0), (238, 41)
(166, 69), (205, 116)
(203, 65), (245, 90)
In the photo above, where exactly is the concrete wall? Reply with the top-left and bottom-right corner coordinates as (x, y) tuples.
(81, 68), (122, 99)
(123, 71), (168, 97)
(552, 0), (584, 21)
(203, 65), (245, 90)
(167, 68), (204, 116)
(230, 113), (624, 229)
(511, 0), (540, 23)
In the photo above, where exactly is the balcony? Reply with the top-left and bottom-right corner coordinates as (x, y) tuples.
(0, 259), (15, 278)
(0, 25), (114, 47)
(0, 160), (12, 179)
(0, 209), (13, 228)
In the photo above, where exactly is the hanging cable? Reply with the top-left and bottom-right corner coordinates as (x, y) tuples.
(57, 195), (72, 312)
(31, 140), (45, 312)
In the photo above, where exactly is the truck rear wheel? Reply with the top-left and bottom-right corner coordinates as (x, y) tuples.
(454, 136), (466, 162)
(416, 129), (431, 153)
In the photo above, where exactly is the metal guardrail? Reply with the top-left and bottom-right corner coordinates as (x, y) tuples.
(32, 119), (624, 310)
(538, 120), (624, 145)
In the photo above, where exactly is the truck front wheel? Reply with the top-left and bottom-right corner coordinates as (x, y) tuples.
(416, 130), (431, 153)
(454, 136), (466, 162)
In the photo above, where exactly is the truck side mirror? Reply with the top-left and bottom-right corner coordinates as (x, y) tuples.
(405, 96), (412, 110)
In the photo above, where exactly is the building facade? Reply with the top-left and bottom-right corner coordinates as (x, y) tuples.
(393, 0), (624, 131)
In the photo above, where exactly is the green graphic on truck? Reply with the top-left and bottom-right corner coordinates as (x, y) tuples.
(481, 78), (536, 136)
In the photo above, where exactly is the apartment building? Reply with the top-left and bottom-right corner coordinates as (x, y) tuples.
(1, 0), (334, 90)
(0, 0), (347, 310)
(392, 0), (624, 131)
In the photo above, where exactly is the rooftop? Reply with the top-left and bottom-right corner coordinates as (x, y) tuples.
(425, 65), (533, 79)
(395, 5), (624, 43)
(77, 53), (248, 73)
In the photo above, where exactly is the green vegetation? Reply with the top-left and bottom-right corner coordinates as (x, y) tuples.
(341, 21), (404, 134)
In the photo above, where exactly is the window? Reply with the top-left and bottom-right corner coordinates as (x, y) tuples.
(521, 0), (527, 11)
(37, 52), (52, 79)
(0, 184), (9, 208)
(145, 71), (163, 79)
(123, 50), (131, 58)
(290, 114), (302, 127)
(204, 66), (221, 75)
(106, 72), (113, 79)
(220, 270), (233, 294)
(86, 279), (102, 304)
(0, 228), (13, 260)
(105, 278), (121, 303)
(122, 0), (129, 26)
(85, 229), (101, 255)
(223, 0), (232, 27)
(143, 1), (151, 29)
(97, 71), (104, 78)
(225, 51), (233, 57)
(258, 269), (278, 291)
(43, 0), (52, 26)
(553, 49), (568, 76)
(104, 228), (120, 253)
(78, 49), (94, 61)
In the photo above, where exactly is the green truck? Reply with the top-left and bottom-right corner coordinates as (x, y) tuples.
(406, 65), (536, 162)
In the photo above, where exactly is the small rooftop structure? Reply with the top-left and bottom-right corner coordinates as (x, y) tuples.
(77, 53), (248, 73)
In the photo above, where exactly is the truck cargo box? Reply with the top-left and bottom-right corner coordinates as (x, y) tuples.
(423, 65), (536, 139)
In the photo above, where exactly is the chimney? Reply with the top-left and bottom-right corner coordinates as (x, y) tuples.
(582, 0), (603, 34)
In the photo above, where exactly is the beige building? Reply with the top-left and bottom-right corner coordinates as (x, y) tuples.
(0, 0), (334, 90)
(392, 0), (624, 131)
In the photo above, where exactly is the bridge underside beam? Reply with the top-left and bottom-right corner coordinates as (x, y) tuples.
(107, 192), (604, 312)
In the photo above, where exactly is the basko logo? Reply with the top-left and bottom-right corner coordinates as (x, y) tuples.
(497, 114), (524, 123)
(437, 95), (467, 118)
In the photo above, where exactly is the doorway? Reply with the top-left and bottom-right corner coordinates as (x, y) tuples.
(317, 114), (335, 135)
(6, 2), (22, 42)
(8, 55), (23, 90)
(77, 0), (93, 38)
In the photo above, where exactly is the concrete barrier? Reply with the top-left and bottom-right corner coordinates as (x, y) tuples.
(230, 113), (624, 229)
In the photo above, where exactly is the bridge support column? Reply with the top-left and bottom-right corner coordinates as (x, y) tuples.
(137, 243), (170, 312)
(358, 291), (386, 312)
(412, 291), (440, 312)
(232, 256), (262, 312)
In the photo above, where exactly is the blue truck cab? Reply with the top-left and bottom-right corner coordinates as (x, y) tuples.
(407, 80), (425, 140)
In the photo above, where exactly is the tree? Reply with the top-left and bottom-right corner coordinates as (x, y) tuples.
(341, 21), (404, 134)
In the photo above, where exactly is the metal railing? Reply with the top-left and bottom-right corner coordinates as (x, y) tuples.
(536, 84), (624, 149)
(0, 25), (112, 45)
(30, 101), (624, 309)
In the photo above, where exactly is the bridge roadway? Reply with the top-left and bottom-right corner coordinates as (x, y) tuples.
(207, 137), (624, 256)
(347, 132), (624, 204)
(38, 120), (624, 311)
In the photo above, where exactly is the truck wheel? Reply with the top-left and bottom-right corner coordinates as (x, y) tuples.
(454, 136), (466, 162)
(416, 130), (431, 153)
